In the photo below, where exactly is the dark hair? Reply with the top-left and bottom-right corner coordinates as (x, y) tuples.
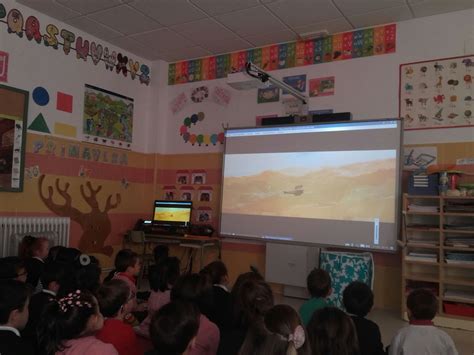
(231, 271), (264, 326)
(307, 307), (359, 355)
(201, 261), (228, 285)
(0, 280), (30, 325)
(38, 290), (99, 355)
(150, 301), (200, 355)
(114, 249), (139, 273)
(150, 257), (180, 292)
(407, 289), (437, 320)
(75, 262), (101, 294)
(45, 246), (67, 264)
(240, 304), (310, 355)
(171, 273), (209, 305)
(0, 257), (26, 281)
(18, 235), (49, 258)
(343, 281), (374, 317)
(154, 245), (169, 264)
(238, 279), (274, 328)
(307, 268), (331, 298)
(97, 279), (130, 318)
(40, 263), (65, 289)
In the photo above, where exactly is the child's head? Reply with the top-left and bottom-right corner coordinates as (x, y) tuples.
(201, 261), (228, 285)
(150, 257), (180, 292)
(307, 268), (331, 299)
(97, 279), (134, 319)
(114, 249), (141, 276)
(171, 273), (208, 305)
(237, 279), (274, 328)
(241, 304), (310, 355)
(150, 301), (200, 355)
(307, 307), (359, 355)
(343, 281), (374, 318)
(153, 245), (169, 264)
(41, 263), (65, 294)
(0, 280), (30, 330)
(18, 235), (50, 259)
(75, 257), (101, 294)
(407, 289), (437, 321)
(0, 256), (27, 282)
(38, 290), (103, 355)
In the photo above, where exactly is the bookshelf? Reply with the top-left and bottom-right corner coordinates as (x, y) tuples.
(402, 194), (474, 331)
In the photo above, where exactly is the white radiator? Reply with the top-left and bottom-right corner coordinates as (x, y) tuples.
(0, 217), (70, 257)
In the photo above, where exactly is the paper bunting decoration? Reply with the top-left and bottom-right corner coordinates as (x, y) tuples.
(179, 112), (225, 146)
(169, 24), (396, 85)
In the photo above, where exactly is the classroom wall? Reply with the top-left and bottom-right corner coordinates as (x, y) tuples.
(0, 0), (157, 266)
(155, 9), (474, 310)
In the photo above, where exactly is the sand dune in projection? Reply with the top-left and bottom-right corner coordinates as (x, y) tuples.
(222, 158), (396, 223)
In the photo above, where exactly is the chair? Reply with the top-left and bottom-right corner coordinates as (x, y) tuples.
(126, 230), (155, 289)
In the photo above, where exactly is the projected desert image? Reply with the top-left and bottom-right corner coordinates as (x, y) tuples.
(222, 150), (396, 223)
(154, 207), (191, 222)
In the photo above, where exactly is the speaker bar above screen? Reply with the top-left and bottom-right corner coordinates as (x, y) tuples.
(221, 119), (403, 252)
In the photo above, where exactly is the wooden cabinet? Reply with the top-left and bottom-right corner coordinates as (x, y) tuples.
(401, 194), (474, 330)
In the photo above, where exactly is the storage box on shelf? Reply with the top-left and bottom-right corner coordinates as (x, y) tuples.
(402, 194), (474, 331)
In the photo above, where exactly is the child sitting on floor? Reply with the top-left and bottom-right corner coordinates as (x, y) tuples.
(37, 289), (117, 355)
(389, 289), (458, 355)
(0, 257), (28, 283)
(299, 268), (332, 326)
(18, 235), (50, 291)
(0, 280), (34, 355)
(96, 279), (142, 355)
(148, 301), (200, 355)
(343, 281), (385, 355)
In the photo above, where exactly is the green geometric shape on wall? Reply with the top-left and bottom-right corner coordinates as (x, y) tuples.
(28, 113), (51, 133)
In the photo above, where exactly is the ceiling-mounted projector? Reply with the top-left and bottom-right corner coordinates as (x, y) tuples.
(227, 71), (269, 90)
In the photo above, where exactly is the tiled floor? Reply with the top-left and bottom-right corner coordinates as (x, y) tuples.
(278, 295), (474, 355)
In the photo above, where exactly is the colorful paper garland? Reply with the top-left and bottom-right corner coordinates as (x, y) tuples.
(179, 112), (225, 146)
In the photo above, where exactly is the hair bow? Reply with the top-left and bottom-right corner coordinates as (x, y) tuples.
(57, 290), (92, 313)
(288, 325), (305, 349)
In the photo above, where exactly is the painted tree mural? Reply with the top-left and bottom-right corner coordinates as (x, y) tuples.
(38, 175), (121, 256)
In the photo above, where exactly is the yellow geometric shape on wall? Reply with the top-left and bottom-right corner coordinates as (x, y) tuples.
(54, 122), (77, 138)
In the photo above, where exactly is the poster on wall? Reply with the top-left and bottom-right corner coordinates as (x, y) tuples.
(309, 76), (335, 97)
(83, 85), (134, 149)
(400, 55), (473, 130)
(0, 51), (8, 83)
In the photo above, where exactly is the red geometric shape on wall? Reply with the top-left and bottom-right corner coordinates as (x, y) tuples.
(57, 92), (73, 113)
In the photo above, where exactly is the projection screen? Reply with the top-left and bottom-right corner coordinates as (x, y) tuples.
(220, 119), (403, 252)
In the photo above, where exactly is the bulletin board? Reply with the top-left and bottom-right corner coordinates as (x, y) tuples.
(400, 55), (473, 130)
(0, 84), (29, 191)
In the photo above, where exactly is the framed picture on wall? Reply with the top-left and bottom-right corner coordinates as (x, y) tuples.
(400, 55), (473, 130)
(0, 84), (29, 192)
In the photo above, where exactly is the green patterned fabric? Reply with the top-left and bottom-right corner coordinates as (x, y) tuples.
(319, 251), (374, 309)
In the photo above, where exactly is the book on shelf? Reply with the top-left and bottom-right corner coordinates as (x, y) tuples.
(406, 252), (437, 262)
(445, 289), (474, 301)
(408, 204), (439, 213)
(408, 238), (439, 246)
(445, 237), (474, 248)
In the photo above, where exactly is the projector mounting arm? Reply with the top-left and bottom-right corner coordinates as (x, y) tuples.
(245, 62), (308, 105)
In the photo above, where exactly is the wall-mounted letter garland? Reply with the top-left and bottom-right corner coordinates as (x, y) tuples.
(400, 55), (473, 130)
(168, 24), (396, 85)
(0, 2), (150, 85)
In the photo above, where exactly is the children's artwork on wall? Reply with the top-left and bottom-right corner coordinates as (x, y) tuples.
(170, 92), (188, 114)
(163, 185), (177, 200)
(256, 114), (278, 126)
(25, 165), (40, 180)
(57, 92), (73, 113)
(54, 122), (77, 138)
(192, 170), (206, 185)
(309, 76), (335, 97)
(168, 24), (396, 85)
(180, 186), (194, 201)
(0, 50), (9, 82)
(400, 55), (474, 130)
(198, 186), (213, 202)
(28, 113), (50, 133)
(176, 170), (190, 185)
(32, 87), (50, 106)
(211, 86), (231, 106)
(83, 84), (133, 149)
(257, 86), (279, 104)
(0, 2), (151, 85)
(179, 111), (225, 147)
(282, 74), (306, 94)
(403, 146), (438, 171)
(121, 177), (129, 189)
(38, 175), (121, 256)
(78, 165), (92, 178)
(191, 86), (209, 103)
(0, 84), (28, 191)
(196, 206), (212, 223)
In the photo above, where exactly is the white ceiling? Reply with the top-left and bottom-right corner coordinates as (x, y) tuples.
(16, 0), (474, 62)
